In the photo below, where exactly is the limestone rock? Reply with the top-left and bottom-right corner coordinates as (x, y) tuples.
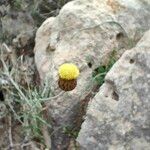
(34, 0), (150, 148)
(77, 30), (150, 150)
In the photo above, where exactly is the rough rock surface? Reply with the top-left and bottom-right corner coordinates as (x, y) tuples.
(0, 1), (72, 149)
(0, 0), (70, 46)
(77, 30), (150, 150)
(0, 3), (35, 45)
(34, 0), (150, 148)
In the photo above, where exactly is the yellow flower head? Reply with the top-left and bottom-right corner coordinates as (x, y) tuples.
(58, 63), (79, 80)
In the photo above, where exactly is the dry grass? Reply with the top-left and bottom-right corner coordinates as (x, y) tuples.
(0, 43), (55, 149)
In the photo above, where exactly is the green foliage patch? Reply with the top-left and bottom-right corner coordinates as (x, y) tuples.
(93, 50), (117, 86)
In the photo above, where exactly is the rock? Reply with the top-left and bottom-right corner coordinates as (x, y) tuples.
(12, 31), (35, 48)
(0, 0), (8, 5)
(34, 0), (150, 148)
(1, 11), (35, 41)
(77, 30), (150, 150)
(0, 0), (72, 50)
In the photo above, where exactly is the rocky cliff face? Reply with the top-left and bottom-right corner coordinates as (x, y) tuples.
(77, 29), (150, 150)
(34, 0), (150, 148)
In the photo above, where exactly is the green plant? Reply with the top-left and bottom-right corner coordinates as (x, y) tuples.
(0, 49), (55, 148)
(93, 50), (117, 86)
(0, 31), (12, 44)
(2, 66), (52, 141)
(63, 126), (79, 139)
(13, 0), (22, 10)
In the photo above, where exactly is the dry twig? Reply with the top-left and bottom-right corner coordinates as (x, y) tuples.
(8, 115), (14, 150)
(2, 43), (17, 67)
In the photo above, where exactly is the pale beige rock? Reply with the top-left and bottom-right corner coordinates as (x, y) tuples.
(34, 0), (150, 147)
(77, 30), (150, 150)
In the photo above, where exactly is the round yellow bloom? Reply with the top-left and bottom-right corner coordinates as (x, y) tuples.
(58, 63), (79, 80)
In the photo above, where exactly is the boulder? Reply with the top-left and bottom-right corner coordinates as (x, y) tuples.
(34, 0), (150, 148)
(77, 30), (150, 150)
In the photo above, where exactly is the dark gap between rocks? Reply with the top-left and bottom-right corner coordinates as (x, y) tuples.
(74, 84), (100, 136)
(0, 90), (4, 101)
(57, 85), (101, 149)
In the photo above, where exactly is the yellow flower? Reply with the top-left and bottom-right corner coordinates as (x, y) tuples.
(58, 63), (79, 80)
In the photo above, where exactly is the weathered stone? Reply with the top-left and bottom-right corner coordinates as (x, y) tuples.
(77, 30), (150, 150)
(34, 0), (150, 148)
(1, 11), (35, 39)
